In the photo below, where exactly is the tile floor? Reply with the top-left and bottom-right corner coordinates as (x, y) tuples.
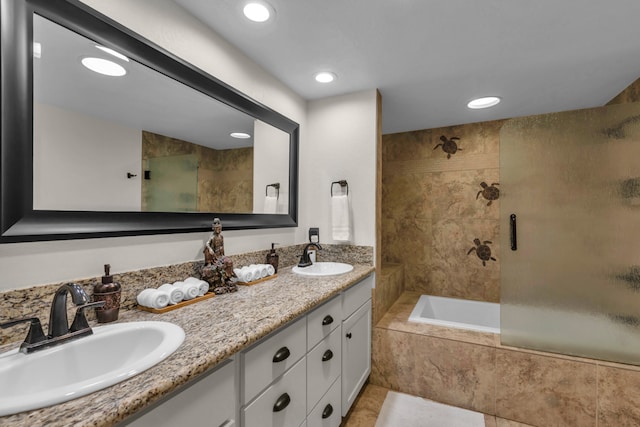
(342, 383), (535, 427)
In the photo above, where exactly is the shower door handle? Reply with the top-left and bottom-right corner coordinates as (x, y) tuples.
(510, 214), (517, 251)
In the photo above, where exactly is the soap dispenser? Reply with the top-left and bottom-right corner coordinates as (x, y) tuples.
(266, 243), (279, 273)
(93, 264), (122, 323)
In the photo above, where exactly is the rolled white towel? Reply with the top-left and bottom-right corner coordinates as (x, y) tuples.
(248, 265), (262, 281)
(158, 283), (184, 305)
(258, 265), (268, 278)
(137, 288), (170, 309)
(174, 281), (199, 300)
(233, 268), (244, 281)
(265, 264), (275, 276)
(184, 277), (210, 296)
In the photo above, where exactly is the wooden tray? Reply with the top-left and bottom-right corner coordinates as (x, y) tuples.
(137, 292), (215, 314)
(236, 274), (277, 286)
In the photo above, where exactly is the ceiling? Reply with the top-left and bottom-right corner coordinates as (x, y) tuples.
(174, 0), (640, 134)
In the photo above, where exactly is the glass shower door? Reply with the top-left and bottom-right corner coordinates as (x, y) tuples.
(500, 101), (640, 365)
(143, 154), (198, 212)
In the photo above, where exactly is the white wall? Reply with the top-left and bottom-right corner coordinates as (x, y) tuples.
(0, 0), (378, 290)
(34, 103), (142, 211)
(252, 120), (290, 214)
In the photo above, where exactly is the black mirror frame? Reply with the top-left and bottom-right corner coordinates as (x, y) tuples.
(0, 0), (299, 243)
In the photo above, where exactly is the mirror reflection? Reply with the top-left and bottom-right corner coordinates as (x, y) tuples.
(33, 14), (290, 215)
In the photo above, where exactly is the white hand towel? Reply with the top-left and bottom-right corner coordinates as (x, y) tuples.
(158, 283), (184, 305)
(174, 281), (199, 300)
(137, 289), (170, 309)
(331, 194), (351, 241)
(184, 277), (210, 296)
(264, 195), (278, 213)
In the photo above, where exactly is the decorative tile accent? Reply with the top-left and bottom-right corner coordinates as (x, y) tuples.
(495, 349), (597, 426)
(433, 135), (462, 159)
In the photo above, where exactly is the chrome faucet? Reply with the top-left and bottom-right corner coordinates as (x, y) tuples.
(0, 283), (104, 354)
(298, 243), (322, 268)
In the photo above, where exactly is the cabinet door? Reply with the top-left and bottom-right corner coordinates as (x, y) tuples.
(341, 300), (371, 416)
(126, 358), (236, 427)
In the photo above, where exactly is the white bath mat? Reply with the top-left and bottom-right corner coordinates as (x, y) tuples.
(374, 391), (485, 427)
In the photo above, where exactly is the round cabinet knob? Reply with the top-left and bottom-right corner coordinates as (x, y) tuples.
(346, 332), (352, 339)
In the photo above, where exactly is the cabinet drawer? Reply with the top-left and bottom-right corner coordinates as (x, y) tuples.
(306, 296), (341, 350)
(307, 377), (341, 427)
(243, 357), (307, 427)
(342, 274), (373, 320)
(242, 317), (306, 404)
(306, 326), (341, 411)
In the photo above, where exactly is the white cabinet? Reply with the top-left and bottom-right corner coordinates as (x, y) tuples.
(341, 275), (373, 416)
(125, 358), (237, 427)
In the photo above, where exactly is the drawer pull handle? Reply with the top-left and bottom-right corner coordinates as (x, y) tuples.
(346, 332), (352, 339)
(322, 349), (333, 362)
(272, 346), (291, 363)
(322, 403), (333, 419)
(273, 393), (291, 412)
(322, 315), (334, 326)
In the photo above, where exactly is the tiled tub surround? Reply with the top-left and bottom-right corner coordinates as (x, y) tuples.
(371, 292), (640, 426)
(0, 244), (372, 346)
(0, 261), (374, 426)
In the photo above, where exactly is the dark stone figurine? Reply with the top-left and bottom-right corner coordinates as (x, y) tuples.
(201, 218), (237, 294)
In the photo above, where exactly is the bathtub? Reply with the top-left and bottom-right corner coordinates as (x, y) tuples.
(408, 295), (500, 334)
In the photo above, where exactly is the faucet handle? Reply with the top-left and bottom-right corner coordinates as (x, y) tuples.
(70, 301), (105, 332)
(1, 317), (47, 345)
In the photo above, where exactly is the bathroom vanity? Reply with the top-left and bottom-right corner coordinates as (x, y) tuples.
(0, 265), (374, 427)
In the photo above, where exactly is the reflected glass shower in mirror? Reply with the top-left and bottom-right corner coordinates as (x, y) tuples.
(32, 14), (290, 215)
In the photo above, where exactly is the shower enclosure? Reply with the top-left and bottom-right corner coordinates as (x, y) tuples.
(500, 101), (640, 365)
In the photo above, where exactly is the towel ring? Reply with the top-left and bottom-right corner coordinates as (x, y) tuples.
(331, 180), (348, 197)
(266, 183), (280, 199)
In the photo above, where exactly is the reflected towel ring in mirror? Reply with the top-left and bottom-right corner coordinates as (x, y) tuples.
(265, 183), (280, 199)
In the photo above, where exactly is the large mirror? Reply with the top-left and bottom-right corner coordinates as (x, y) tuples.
(0, 0), (299, 242)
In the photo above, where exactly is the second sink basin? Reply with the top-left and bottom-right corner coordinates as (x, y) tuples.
(292, 262), (354, 277)
(0, 320), (185, 416)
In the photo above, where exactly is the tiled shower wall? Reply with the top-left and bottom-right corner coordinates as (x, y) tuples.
(381, 76), (640, 304)
(382, 120), (503, 302)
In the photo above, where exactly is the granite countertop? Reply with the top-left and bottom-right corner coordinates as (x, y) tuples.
(1, 264), (375, 427)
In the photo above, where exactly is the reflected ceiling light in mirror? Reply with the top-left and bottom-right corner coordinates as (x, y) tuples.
(81, 57), (127, 76)
(315, 72), (336, 83)
(95, 45), (129, 62)
(467, 96), (501, 109)
(243, 2), (273, 22)
(230, 132), (251, 139)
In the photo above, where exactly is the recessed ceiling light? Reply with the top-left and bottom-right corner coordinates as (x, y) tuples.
(314, 72), (336, 83)
(230, 132), (251, 139)
(95, 45), (129, 62)
(243, 2), (272, 22)
(81, 57), (127, 77)
(467, 96), (501, 109)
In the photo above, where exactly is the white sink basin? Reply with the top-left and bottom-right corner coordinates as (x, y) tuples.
(0, 321), (184, 416)
(292, 262), (354, 277)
